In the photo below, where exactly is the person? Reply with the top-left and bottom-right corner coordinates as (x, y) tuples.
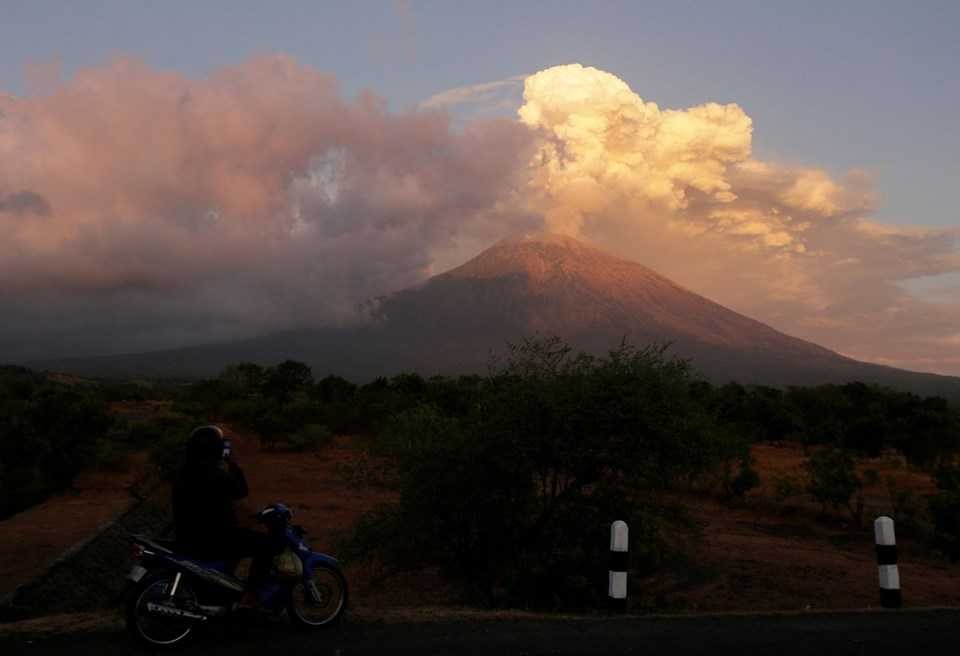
(172, 425), (281, 608)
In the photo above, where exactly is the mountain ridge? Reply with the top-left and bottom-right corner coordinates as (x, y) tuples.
(23, 233), (960, 401)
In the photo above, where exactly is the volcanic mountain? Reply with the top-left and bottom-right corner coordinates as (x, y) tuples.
(32, 233), (960, 399)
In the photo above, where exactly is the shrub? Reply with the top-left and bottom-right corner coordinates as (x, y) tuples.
(219, 362), (265, 395)
(0, 368), (116, 518)
(92, 439), (129, 472)
(930, 464), (960, 560)
(884, 475), (923, 528)
(287, 424), (334, 452)
(726, 457), (760, 501)
(312, 375), (357, 404)
(251, 403), (293, 449)
(262, 360), (313, 402)
(349, 337), (731, 607)
(772, 472), (804, 504)
(806, 447), (862, 524)
(862, 468), (881, 487)
(149, 432), (188, 479)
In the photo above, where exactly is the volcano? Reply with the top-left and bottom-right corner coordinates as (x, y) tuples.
(32, 233), (960, 399)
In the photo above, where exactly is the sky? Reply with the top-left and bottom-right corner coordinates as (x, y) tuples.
(1, 1), (958, 374)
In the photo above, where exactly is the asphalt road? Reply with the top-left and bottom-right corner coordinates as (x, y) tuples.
(5, 609), (960, 655)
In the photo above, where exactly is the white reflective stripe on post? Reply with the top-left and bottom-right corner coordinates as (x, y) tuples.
(609, 571), (627, 599)
(878, 565), (900, 590)
(610, 520), (628, 552)
(874, 516), (896, 546)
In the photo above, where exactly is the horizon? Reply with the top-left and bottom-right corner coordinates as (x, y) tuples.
(1, 2), (958, 375)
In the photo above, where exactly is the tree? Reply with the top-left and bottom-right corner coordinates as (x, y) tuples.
(930, 464), (960, 560)
(746, 386), (798, 443)
(805, 447), (863, 524)
(360, 336), (734, 607)
(0, 367), (114, 518)
(219, 362), (265, 395)
(312, 375), (357, 403)
(262, 360), (313, 402)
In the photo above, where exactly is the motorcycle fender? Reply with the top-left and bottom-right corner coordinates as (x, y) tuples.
(302, 551), (342, 576)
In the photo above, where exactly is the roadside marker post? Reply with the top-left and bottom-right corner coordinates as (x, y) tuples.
(874, 516), (901, 609)
(608, 520), (628, 611)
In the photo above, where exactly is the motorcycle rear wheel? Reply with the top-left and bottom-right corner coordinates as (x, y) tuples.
(126, 574), (199, 649)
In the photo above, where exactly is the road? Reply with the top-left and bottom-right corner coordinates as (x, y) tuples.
(4, 609), (959, 655)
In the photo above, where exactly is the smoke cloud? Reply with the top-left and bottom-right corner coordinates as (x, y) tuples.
(1, 58), (957, 375)
(0, 56), (536, 358)
(516, 64), (960, 375)
(0, 190), (51, 216)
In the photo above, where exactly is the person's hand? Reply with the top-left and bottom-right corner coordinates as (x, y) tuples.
(222, 438), (236, 462)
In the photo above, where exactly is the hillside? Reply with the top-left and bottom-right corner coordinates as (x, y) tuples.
(29, 233), (960, 400)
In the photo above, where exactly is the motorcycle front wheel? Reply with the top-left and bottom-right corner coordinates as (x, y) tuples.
(126, 574), (200, 648)
(288, 564), (348, 629)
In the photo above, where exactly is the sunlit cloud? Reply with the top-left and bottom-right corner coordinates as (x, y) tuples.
(1, 58), (958, 375)
(514, 64), (960, 375)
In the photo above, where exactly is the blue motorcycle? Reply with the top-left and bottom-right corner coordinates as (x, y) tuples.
(125, 503), (347, 648)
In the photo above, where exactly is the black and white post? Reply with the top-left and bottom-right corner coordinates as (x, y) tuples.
(608, 520), (628, 611)
(874, 515), (901, 609)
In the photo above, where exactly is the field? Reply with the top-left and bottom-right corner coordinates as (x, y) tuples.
(264, 437), (960, 612)
(4, 397), (957, 618)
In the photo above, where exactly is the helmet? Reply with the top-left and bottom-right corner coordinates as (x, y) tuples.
(256, 502), (293, 527)
(186, 425), (225, 467)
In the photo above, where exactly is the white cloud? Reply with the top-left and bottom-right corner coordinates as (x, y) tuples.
(420, 75), (526, 110)
(515, 63), (960, 375)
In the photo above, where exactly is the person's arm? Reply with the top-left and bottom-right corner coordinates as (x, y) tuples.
(221, 459), (249, 500)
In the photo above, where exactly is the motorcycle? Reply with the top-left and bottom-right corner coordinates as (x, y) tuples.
(125, 502), (347, 648)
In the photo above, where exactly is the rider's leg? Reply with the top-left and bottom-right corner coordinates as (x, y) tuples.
(226, 528), (284, 606)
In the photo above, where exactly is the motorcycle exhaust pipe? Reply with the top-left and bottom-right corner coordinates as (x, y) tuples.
(144, 602), (209, 622)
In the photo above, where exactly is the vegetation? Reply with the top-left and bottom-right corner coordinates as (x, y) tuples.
(0, 366), (113, 519)
(347, 338), (746, 606)
(930, 464), (960, 560)
(805, 446), (863, 524)
(3, 335), (960, 606)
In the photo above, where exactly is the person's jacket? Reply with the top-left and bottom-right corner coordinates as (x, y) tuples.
(172, 459), (248, 557)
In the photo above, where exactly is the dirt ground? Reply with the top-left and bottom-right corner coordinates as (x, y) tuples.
(230, 432), (960, 612)
(220, 426), (462, 610)
(0, 452), (148, 600)
(656, 444), (960, 611)
(0, 401), (167, 600)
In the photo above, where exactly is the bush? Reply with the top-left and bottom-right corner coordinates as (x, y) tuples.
(262, 360), (313, 402)
(725, 456), (760, 501)
(250, 402), (294, 449)
(219, 362), (265, 395)
(885, 475), (923, 528)
(772, 472), (804, 504)
(135, 412), (200, 479)
(0, 368), (115, 518)
(92, 438), (129, 472)
(287, 424), (334, 452)
(806, 447), (862, 523)
(349, 337), (732, 608)
(930, 464), (960, 559)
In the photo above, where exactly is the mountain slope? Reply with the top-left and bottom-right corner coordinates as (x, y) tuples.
(28, 233), (960, 400)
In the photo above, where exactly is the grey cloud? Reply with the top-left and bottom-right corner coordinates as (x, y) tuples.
(0, 190), (51, 216)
